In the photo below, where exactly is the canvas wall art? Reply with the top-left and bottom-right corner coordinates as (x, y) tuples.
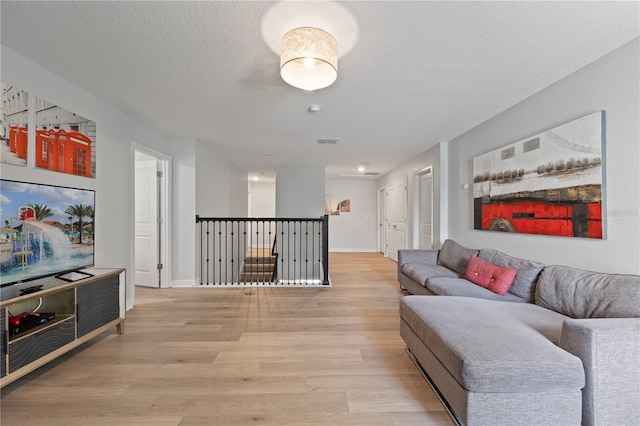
(1, 82), (29, 167)
(35, 97), (97, 178)
(473, 111), (605, 239)
(324, 195), (352, 216)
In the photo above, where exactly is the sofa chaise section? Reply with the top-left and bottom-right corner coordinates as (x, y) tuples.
(401, 296), (585, 426)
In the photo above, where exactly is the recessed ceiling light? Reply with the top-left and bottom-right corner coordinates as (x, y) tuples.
(358, 165), (365, 172)
(308, 104), (321, 113)
(252, 176), (259, 181)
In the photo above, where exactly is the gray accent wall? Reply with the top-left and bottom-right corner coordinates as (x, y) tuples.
(448, 38), (640, 275)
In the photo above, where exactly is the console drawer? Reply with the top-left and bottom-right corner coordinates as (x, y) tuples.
(8, 319), (75, 372)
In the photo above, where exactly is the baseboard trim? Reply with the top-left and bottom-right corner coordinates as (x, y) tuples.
(171, 279), (196, 287)
(329, 248), (379, 253)
(196, 280), (332, 288)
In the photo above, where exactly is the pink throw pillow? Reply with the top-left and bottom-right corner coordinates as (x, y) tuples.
(465, 255), (517, 296)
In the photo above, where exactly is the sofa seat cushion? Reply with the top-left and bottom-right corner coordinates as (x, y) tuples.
(425, 277), (525, 303)
(401, 263), (460, 286)
(400, 296), (584, 393)
(536, 265), (640, 318)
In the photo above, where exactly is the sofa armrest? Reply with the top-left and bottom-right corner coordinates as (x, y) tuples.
(558, 318), (640, 426)
(397, 249), (439, 283)
(398, 249), (439, 268)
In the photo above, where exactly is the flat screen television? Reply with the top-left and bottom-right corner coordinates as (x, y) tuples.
(0, 179), (95, 286)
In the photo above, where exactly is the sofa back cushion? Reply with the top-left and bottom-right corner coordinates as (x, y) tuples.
(438, 239), (478, 276)
(478, 248), (544, 302)
(536, 265), (640, 318)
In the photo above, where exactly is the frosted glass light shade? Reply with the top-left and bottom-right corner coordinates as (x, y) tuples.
(280, 27), (338, 91)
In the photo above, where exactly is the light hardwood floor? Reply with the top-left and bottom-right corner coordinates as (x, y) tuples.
(1, 253), (454, 426)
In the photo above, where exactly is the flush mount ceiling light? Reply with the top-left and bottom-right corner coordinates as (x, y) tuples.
(280, 27), (338, 91)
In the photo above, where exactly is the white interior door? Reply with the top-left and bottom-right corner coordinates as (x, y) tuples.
(135, 158), (159, 287)
(419, 171), (433, 249)
(385, 184), (397, 260)
(378, 187), (386, 254)
(385, 180), (407, 262)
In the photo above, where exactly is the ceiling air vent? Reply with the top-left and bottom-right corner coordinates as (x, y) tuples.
(317, 138), (339, 145)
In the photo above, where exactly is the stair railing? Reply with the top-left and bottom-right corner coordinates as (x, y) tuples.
(195, 215), (329, 286)
(270, 236), (279, 283)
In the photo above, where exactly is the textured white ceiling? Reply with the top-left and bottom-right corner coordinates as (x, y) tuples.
(2, 1), (638, 180)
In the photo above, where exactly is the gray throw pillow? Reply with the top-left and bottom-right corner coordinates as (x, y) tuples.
(437, 239), (479, 276)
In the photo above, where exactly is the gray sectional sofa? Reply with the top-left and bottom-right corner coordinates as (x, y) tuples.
(398, 239), (640, 426)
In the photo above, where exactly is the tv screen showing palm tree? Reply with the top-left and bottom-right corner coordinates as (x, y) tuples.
(0, 179), (95, 286)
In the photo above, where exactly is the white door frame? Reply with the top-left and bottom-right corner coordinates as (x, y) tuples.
(413, 165), (433, 249)
(132, 143), (172, 292)
(377, 187), (386, 255)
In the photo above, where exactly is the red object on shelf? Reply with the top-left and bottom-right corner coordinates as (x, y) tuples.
(9, 312), (39, 328)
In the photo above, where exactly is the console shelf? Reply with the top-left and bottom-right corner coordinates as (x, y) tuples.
(0, 268), (125, 387)
(8, 314), (75, 342)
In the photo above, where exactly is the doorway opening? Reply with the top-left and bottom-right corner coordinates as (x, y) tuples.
(414, 165), (433, 250)
(133, 145), (171, 296)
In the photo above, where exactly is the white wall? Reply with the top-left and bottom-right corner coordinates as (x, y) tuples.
(325, 179), (378, 252)
(249, 181), (275, 218)
(192, 140), (249, 286)
(2, 46), (251, 296)
(195, 140), (248, 217)
(1, 46), (174, 309)
(170, 137), (196, 287)
(378, 142), (447, 249)
(448, 38), (640, 274)
(275, 165), (325, 218)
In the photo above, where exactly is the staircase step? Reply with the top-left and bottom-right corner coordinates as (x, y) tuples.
(245, 256), (276, 264)
(240, 272), (274, 282)
(243, 264), (275, 272)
